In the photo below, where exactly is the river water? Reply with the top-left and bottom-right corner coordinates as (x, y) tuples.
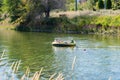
(0, 29), (120, 80)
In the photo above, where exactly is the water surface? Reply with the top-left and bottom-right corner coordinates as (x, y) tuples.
(0, 29), (120, 80)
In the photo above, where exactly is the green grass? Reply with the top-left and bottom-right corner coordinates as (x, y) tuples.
(0, 19), (16, 30)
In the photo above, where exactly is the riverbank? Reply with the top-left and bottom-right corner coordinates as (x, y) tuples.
(1, 10), (120, 34)
(16, 14), (120, 34)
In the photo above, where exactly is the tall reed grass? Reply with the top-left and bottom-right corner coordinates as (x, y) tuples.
(0, 50), (67, 80)
(0, 50), (112, 80)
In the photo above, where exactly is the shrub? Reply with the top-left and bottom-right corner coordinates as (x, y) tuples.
(106, 0), (112, 9)
(98, 0), (104, 9)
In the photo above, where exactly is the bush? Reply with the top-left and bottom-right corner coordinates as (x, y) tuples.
(106, 0), (112, 9)
(16, 22), (31, 31)
(98, 0), (104, 9)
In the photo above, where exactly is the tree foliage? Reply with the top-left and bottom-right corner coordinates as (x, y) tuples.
(86, 0), (95, 10)
(0, 0), (2, 8)
(98, 0), (104, 9)
(40, 0), (66, 18)
(23, 0), (66, 23)
(106, 0), (112, 9)
(2, 0), (25, 22)
(0, 0), (2, 12)
(113, 0), (120, 9)
(0, 0), (66, 22)
(94, 0), (98, 3)
(1, 0), (120, 26)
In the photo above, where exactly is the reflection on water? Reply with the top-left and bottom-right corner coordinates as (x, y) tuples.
(0, 29), (120, 80)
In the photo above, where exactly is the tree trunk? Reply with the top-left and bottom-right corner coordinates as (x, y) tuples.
(45, 7), (50, 18)
(45, 11), (50, 18)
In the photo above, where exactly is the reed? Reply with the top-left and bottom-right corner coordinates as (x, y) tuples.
(11, 60), (21, 73)
(55, 73), (64, 80)
(20, 67), (30, 80)
(20, 74), (26, 80)
(9, 61), (15, 71)
(0, 50), (65, 80)
(108, 76), (112, 80)
(31, 68), (43, 80)
(49, 73), (57, 80)
(25, 67), (30, 78)
(0, 49), (6, 59)
(72, 56), (76, 70)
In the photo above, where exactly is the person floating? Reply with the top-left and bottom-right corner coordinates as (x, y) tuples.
(71, 40), (74, 43)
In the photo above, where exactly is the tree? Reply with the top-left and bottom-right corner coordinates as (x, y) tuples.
(26, 0), (66, 18)
(94, 0), (98, 3)
(40, 0), (66, 18)
(0, 0), (2, 14)
(16, 0), (66, 29)
(0, 0), (2, 9)
(2, 0), (24, 22)
(98, 0), (104, 9)
(116, 1), (120, 9)
(113, 0), (120, 9)
(86, 0), (95, 10)
(106, 0), (112, 9)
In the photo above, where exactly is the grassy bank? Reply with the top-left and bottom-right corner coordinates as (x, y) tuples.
(0, 18), (16, 30)
(1, 10), (120, 34)
(16, 14), (120, 34)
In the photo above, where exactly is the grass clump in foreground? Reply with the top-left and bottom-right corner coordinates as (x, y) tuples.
(1, 50), (76, 80)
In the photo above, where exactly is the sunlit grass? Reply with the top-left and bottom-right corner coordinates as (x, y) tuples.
(0, 25), (15, 29)
(50, 10), (120, 34)
(0, 18), (16, 29)
(51, 10), (120, 18)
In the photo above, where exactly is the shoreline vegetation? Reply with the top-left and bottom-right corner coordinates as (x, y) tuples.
(16, 10), (120, 34)
(1, 10), (120, 34)
(0, 0), (120, 35)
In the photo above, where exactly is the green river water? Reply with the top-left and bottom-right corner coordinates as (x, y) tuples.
(0, 29), (120, 80)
